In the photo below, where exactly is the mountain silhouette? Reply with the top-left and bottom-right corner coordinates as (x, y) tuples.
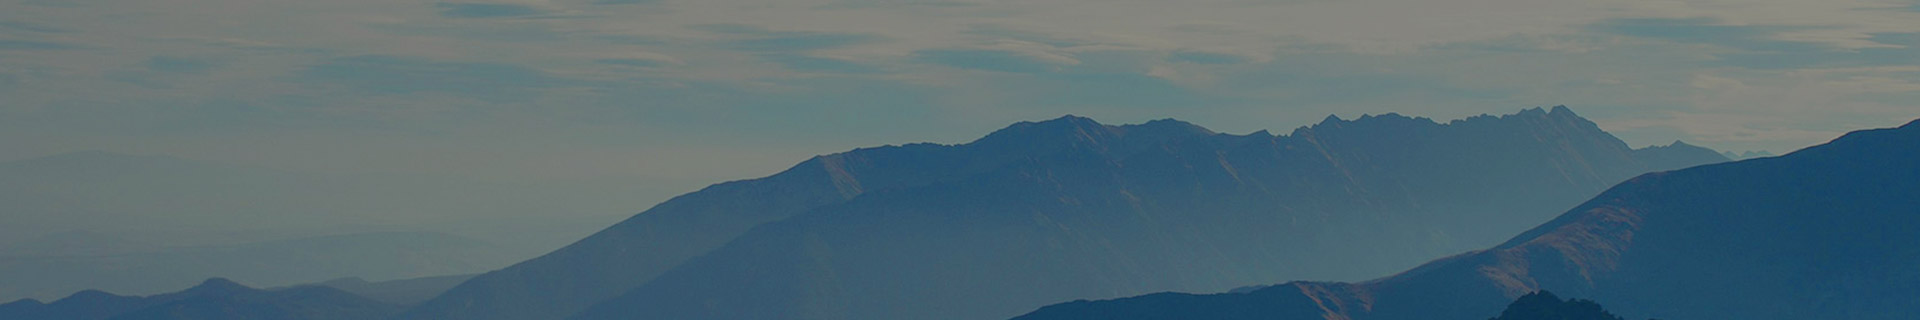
(0, 278), (401, 320)
(1486, 291), (1627, 320)
(409, 107), (1726, 320)
(1012, 118), (1920, 320)
(280, 274), (475, 306)
(0, 150), (637, 301)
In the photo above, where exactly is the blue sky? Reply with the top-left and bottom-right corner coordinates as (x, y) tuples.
(3, 0), (1920, 203)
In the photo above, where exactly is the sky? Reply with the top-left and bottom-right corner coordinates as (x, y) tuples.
(4, 0), (1920, 204)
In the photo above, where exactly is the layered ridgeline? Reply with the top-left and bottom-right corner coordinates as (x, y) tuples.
(0, 278), (401, 320)
(0, 150), (635, 301)
(1013, 119), (1920, 320)
(408, 107), (1726, 320)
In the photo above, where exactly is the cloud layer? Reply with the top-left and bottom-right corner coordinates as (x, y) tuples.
(3, 0), (1920, 191)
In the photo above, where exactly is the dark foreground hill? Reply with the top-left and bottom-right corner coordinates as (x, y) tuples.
(411, 106), (1724, 320)
(1013, 119), (1920, 320)
(1487, 291), (1629, 320)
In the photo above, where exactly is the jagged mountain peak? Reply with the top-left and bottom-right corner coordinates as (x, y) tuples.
(999, 114), (1105, 132)
(966, 115), (1218, 158)
(1634, 140), (1709, 151)
(1310, 107), (1580, 131)
(971, 115), (1107, 145)
(1546, 105), (1583, 119)
(1121, 118), (1215, 136)
(1318, 114), (1345, 126)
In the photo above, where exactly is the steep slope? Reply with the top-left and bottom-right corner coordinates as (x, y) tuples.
(403, 117), (1218, 320)
(563, 107), (1726, 320)
(0, 278), (401, 320)
(1013, 118), (1920, 320)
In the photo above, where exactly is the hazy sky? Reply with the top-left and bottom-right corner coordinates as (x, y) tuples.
(4, 0), (1920, 200)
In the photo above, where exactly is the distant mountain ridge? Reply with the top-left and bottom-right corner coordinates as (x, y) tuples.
(403, 114), (1234, 320)
(0, 150), (637, 301)
(1011, 118), (1920, 320)
(281, 274), (476, 306)
(0, 230), (506, 303)
(409, 106), (1726, 320)
(0, 278), (401, 320)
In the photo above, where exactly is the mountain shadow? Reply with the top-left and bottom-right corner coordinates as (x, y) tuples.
(1012, 118), (1920, 320)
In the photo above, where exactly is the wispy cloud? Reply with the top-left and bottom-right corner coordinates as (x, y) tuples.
(6, 0), (1920, 180)
(596, 58), (666, 68)
(1591, 18), (1824, 52)
(913, 49), (1075, 73)
(760, 54), (885, 74)
(434, 2), (545, 18)
(145, 56), (222, 74)
(691, 24), (889, 52)
(0, 20), (70, 33)
(1169, 50), (1253, 65)
(0, 39), (83, 50)
(297, 55), (569, 102)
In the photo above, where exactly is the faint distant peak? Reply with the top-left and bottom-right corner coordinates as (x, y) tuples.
(1295, 111), (1435, 134)
(1640, 140), (1697, 149)
(0, 297), (44, 307)
(1117, 118), (1215, 136)
(969, 114), (1215, 152)
(1284, 106), (1610, 143)
(42, 288), (137, 307)
(319, 277), (374, 287)
(61, 289), (124, 302)
(183, 278), (253, 296)
(1721, 150), (1776, 160)
(994, 114), (1106, 134)
(1513, 106), (1547, 117)
(1318, 114), (1345, 126)
(1548, 105), (1577, 117)
(1354, 112), (1430, 125)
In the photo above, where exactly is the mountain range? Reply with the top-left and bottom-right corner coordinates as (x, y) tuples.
(0, 278), (401, 320)
(406, 106), (1728, 320)
(1010, 118), (1920, 320)
(0, 150), (638, 301)
(0, 230), (499, 306)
